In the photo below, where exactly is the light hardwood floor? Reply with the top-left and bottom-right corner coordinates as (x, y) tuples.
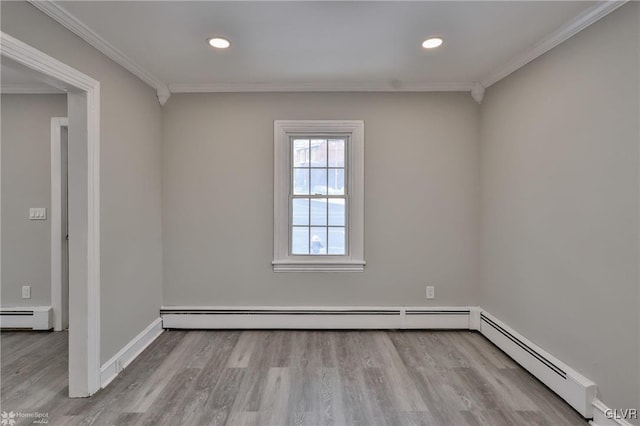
(1, 330), (587, 425)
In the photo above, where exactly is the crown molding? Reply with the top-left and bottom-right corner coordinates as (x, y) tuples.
(168, 81), (474, 94)
(26, 0), (627, 101)
(1, 84), (65, 94)
(481, 0), (628, 88)
(470, 82), (485, 104)
(27, 0), (170, 105)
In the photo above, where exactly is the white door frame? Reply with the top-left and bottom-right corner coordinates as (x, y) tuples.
(51, 117), (68, 332)
(1, 32), (101, 396)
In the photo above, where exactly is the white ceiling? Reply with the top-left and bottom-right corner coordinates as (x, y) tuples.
(55, 1), (597, 91)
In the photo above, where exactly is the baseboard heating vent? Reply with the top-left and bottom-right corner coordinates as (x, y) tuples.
(161, 306), (472, 330)
(481, 313), (566, 378)
(0, 307), (52, 330)
(404, 309), (471, 329)
(161, 308), (401, 315)
(479, 311), (595, 419)
(161, 307), (402, 329)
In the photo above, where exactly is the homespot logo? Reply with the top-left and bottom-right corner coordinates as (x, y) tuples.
(605, 408), (638, 420)
(1, 411), (49, 425)
(0, 412), (15, 426)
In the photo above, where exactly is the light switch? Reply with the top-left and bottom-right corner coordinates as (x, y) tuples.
(29, 208), (47, 220)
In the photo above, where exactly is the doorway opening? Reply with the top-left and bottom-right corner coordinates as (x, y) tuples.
(51, 117), (69, 332)
(1, 32), (101, 397)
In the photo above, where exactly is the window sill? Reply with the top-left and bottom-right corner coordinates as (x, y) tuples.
(272, 260), (366, 272)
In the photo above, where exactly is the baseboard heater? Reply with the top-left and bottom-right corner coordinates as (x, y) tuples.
(479, 311), (596, 419)
(160, 305), (596, 419)
(160, 306), (472, 330)
(0, 307), (52, 330)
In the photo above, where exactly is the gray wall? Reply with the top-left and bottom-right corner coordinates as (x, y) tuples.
(3, 0), (638, 413)
(162, 92), (480, 307)
(1, 1), (163, 364)
(480, 3), (640, 416)
(1, 94), (67, 307)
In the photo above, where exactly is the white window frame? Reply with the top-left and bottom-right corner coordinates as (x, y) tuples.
(273, 120), (365, 272)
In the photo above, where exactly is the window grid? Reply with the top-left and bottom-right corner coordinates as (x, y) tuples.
(290, 136), (348, 256)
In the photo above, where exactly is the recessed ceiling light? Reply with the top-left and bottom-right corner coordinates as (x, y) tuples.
(422, 37), (443, 49)
(208, 37), (230, 49)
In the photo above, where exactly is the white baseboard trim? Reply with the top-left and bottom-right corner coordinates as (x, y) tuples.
(469, 306), (482, 331)
(160, 304), (613, 422)
(590, 399), (637, 426)
(100, 318), (164, 388)
(479, 310), (596, 419)
(160, 306), (474, 330)
(0, 306), (52, 330)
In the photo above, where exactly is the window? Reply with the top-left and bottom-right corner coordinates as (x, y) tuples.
(273, 120), (365, 272)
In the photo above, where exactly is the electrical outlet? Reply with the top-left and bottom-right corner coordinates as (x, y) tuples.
(22, 285), (31, 299)
(426, 286), (435, 299)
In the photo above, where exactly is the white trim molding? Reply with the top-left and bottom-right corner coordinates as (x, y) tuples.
(470, 82), (485, 104)
(1, 31), (101, 397)
(156, 85), (171, 106)
(25, 0), (626, 102)
(160, 304), (619, 422)
(51, 117), (69, 332)
(27, 0), (170, 105)
(168, 82), (474, 94)
(0, 307), (52, 330)
(1, 84), (64, 94)
(479, 311), (596, 419)
(161, 306), (472, 330)
(468, 306), (482, 331)
(100, 318), (164, 388)
(480, 0), (628, 88)
(273, 120), (365, 272)
(590, 399), (637, 426)
(271, 260), (366, 273)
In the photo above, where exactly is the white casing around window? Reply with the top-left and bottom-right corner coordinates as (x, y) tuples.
(273, 120), (365, 272)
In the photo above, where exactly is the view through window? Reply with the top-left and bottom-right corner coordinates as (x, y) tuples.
(290, 137), (347, 255)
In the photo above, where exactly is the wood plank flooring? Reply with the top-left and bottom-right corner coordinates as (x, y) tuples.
(1, 330), (587, 425)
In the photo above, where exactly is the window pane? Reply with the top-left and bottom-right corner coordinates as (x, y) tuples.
(292, 198), (309, 226)
(328, 199), (345, 226)
(328, 227), (346, 255)
(310, 198), (327, 226)
(310, 227), (327, 254)
(293, 139), (309, 167)
(293, 168), (309, 195)
(310, 169), (327, 195)
(328, 139), (345, 167)
(328, 169), (345, 195)
(310, 139), (327, 167)
(292, 227), (309, 254)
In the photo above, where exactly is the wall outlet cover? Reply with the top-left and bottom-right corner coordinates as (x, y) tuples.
(426, 286), (435, 299)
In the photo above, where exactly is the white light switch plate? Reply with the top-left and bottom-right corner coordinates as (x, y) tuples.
(22, 285), (31, 299)
(29, 208), (47, 220)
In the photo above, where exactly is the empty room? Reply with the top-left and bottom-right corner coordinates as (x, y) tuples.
(1, 1), (638, 425)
